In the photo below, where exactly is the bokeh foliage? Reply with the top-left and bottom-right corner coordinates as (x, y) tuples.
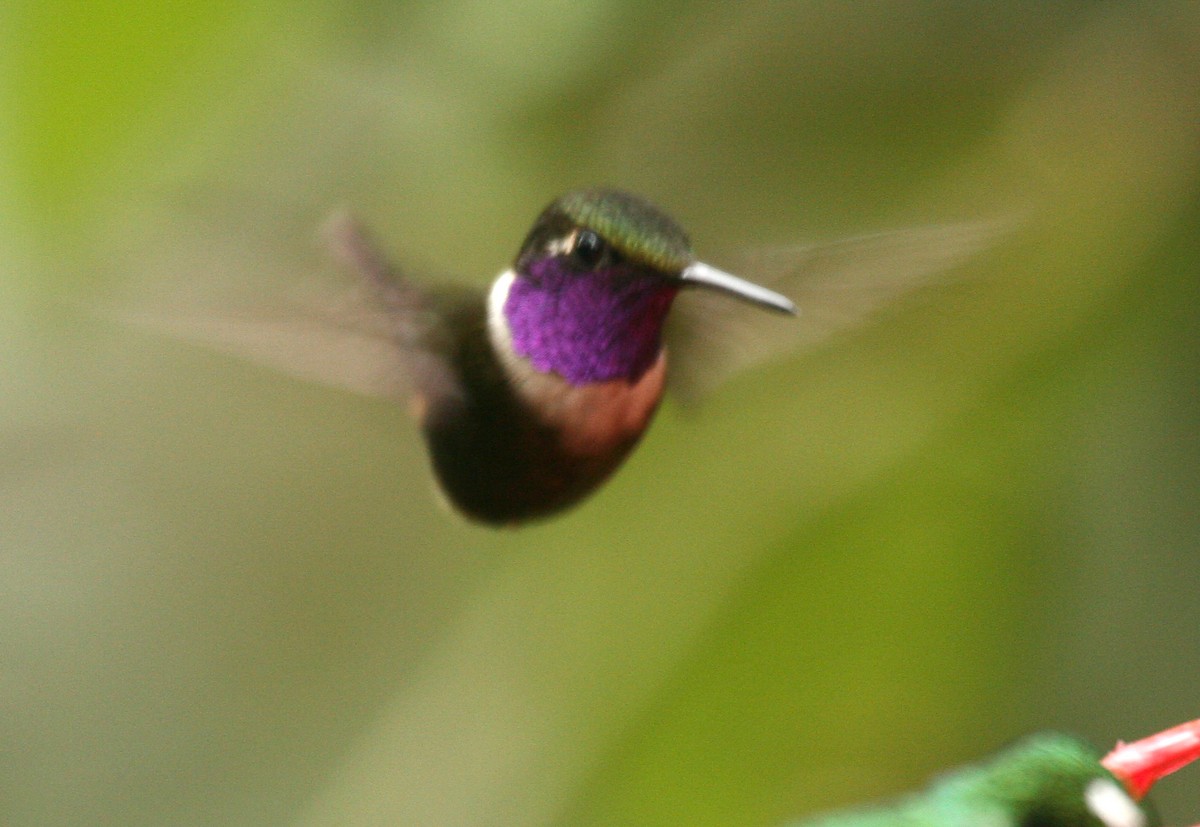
(2, 2), (1199, 826)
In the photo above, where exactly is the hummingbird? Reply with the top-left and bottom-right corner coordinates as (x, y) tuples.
(139, 188), (1002, 525)
(783, 717), (1200, 827)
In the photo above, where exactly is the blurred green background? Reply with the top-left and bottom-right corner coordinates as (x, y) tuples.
(3, 2), (1199, 826)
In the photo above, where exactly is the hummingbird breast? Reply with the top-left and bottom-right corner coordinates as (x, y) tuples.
(497, 345), (667, 455)
(488, 270), (668, 455)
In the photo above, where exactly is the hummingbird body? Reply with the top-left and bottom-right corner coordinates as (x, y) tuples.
(784, 719), (1200, 827)
(402, 276), (669, 524)
(331, 189), (794, 525)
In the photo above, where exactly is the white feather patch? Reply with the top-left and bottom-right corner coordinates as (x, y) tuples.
(1085, 779), (1145, 827)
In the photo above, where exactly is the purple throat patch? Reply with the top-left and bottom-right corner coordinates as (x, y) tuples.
(505, 258), (679, 385)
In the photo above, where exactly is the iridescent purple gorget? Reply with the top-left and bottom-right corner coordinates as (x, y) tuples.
(504, 256), (678, 386)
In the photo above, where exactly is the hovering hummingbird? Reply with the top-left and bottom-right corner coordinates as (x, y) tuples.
(142, 189), (1002, 525)
(783, 718), (1200, 827)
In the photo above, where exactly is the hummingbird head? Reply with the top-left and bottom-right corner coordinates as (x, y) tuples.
(947, 720), (1200, 827)
(491, 188), (794, 386)
(956, 735), (1154, 827)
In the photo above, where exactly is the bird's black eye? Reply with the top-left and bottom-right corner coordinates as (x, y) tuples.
(571, 230), (606, 269)
(1018, 807), (1057, 827)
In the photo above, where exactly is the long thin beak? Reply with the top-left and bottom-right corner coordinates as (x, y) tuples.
(679, 262), (797, 315)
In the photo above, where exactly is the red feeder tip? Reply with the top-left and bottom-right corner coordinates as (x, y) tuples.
(1101, 718), (1200, 799)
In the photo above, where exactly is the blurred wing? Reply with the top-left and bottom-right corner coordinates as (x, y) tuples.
(665, 218), (1011, 402)
(121, 291), (414, 401)
(118, 212), (445, 403)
